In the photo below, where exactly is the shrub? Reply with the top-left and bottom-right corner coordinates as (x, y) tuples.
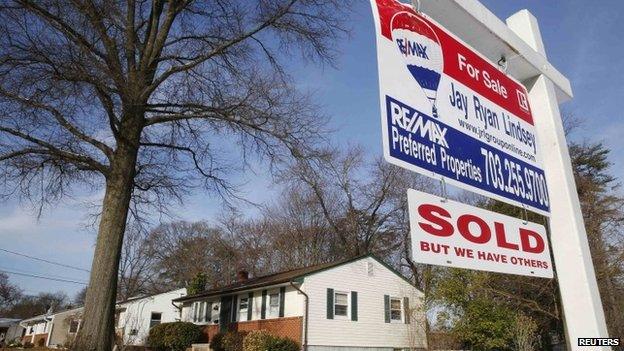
(147, 322), (203, 351)
(222, 331), (247, 351)
(7, 339), (22, 348)
(210, 332), (227, 351)
(265, 336), (299, 351)
(242, 330), (300, 351)
(243, 330), (274, 351)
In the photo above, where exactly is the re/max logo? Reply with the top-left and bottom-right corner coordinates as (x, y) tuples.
(578, 338), (620, 347)
(388, 98), (448, 148)
(396, 38), (429, 59)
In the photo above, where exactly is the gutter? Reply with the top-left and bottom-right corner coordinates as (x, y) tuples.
(289, 279), (308, 351)
(171, 300), (183, 320)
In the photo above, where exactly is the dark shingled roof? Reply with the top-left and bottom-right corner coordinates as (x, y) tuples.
(173, 254), (374, 303)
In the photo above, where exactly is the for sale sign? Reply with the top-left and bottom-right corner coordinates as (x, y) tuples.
(370, 0), (550, 215)
(408, 189), (553, 278)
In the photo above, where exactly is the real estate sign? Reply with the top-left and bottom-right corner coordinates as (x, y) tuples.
(370, 0), (550, 215)
(407, 189), (553, 278)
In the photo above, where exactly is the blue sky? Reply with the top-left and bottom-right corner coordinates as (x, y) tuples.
(1, 0), (623, 299)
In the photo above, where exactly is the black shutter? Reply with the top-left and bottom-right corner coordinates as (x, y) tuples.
(261, 290), (267, 319)
(231, 295), (238, 322)
(384, 295), (390, 323)
(403, 297), (410, 324)
(247, 292), (254, 321)
(219, 295), (231, 332)
(351, 291), (358, 321)
(326, 288), (334, 319)
(279, 287), (286, 317)
(207, 302), (213, 322)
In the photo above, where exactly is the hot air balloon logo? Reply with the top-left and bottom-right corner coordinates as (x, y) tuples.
(391, 12), (443, 117)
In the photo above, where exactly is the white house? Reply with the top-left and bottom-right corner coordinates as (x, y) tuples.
(15, 288), (186, 348)
(174, 254), (427, 351)
(19, 307), (82, 348)
(116, 288), (187, 346)
(0, 318), (24, 346)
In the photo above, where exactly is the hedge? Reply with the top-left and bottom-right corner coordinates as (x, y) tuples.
(243, 330), (299, 351)
(146, 322), (203, 351)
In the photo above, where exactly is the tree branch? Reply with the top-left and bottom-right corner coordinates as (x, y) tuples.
(143, 0), (298, 99)
(0, 126), (109, 174)
(0, 87), (114, 159)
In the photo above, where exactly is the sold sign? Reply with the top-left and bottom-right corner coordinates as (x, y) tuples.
(408, 189), (553, 278)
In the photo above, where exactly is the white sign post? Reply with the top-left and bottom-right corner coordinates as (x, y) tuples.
(507, 11), (610, 348)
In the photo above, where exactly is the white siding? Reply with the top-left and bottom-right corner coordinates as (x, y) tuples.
(303, 257), (427, 349)
(117, 288), (186, 346)
(47, 308), (83, 347)
(24, 320), (50, 336)
(5, 323), (24, 342)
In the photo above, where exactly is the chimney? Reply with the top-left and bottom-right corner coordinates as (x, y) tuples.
(237, 269), (249, 282)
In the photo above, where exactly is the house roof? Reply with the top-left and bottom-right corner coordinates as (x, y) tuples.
(0, 318), (21, 327)
(19, 307), (84, 325)
(117, 287), (186, 305)
(173, 254), (414, 303)
(20, 313), (50, 324)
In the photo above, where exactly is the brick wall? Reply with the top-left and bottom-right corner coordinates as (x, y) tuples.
(202, 317), (303, 344)
(22, 333), (48, 346)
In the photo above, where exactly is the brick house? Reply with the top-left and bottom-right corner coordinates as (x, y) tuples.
(173, 254), (427, 351)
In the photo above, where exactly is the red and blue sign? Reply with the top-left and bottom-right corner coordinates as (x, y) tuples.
(371, 0), (549, 215)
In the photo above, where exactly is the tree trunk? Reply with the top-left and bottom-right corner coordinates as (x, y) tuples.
(73, 118), (142, 351)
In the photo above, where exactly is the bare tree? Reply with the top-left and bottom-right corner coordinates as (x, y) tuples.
(284, 148), (432, 262)
(0, 1), (349, 349)
(0, 272), (23, 311)
(570, 142), (624, 338)
(73, 287), (88, 306)
(2, 291), (70, 319)
(117, 224), (158, 300)
(143, 221), (236, 289)
(258, 190), (342, 268)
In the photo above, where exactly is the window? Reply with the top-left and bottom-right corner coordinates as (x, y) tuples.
(69, 320), (80, 333)
(239, 297), (249, 320)
(334, 292), (348, 317)
(205, 302), (212, 322)
(390, 298), (402, 322)
(200, 302), (206, 322)
(150, 312), (162, 328)
(193, 301), (216, 324)
(269, 293), (280, 317)
(239, 297), (249, 312)
(211, 303), (219, 324)
(366, 261), (374, 276)
(193, 302), (199, 322)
